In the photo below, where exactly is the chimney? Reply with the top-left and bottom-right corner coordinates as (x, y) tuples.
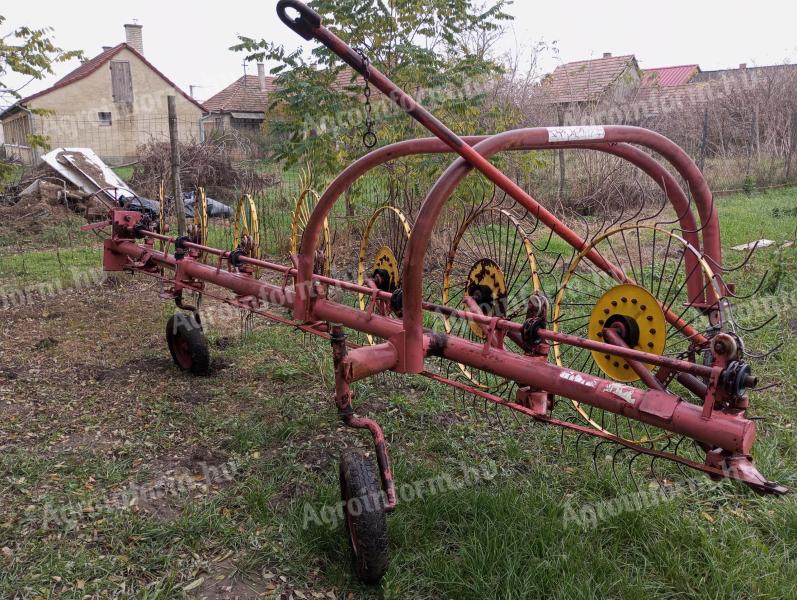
(102, 46), (112, 52)
(603, 52), (612, 58)
(257, 63), (267, 92)
(124, 23), (143, 55)
(739, 63), (747, 69)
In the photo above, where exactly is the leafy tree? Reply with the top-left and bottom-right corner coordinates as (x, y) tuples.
(0, 16), (83, 184)
(233, 0), (512, 179)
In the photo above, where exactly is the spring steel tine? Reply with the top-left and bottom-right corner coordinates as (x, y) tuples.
(639, 178), (669, 223)
(532, 226), (558, 253)
(654, 179), (690, 228)
(604, 201), (627, 233)
(726, 270), (770, 300)
(618, 189), (647, 229)
(574, 430), (588, 461)
(611, 446), (628, 487)
(649, 454), (666, 488)
(749, 381), (782, 393)
(745, 342), (785, 360)
(627, 451), (643, 494)
(560, 422), (569, 451)
(686, 192), (718, 237)
(720, 241), (764, 273)
(732, 313), (778, 333)
(672, 437), (693, 480)
(593, 440), (615, 478)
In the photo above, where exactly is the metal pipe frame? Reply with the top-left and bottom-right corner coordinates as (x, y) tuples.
(99, 219), (786, 493)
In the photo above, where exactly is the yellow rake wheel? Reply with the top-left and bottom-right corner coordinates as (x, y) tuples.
(552, 224), (725, 443)
(233, 194), (260, 259)
(441, 207), (541, 392)
(189, 187), (208, 261)
(158, 180), (167, 252)
(357, 205), (412, 345)
(290, 170), (331, 276)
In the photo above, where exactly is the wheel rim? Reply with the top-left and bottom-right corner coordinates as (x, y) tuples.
(340, 470), (360, 556)
(174, 335), (192, 370)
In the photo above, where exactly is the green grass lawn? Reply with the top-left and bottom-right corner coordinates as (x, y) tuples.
(0, 187), (796, 599)
(112, 166), (135, 183)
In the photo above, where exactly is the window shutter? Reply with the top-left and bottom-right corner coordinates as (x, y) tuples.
(110, 61), (133, 103)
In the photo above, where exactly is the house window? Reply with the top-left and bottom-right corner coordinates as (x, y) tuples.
(110, 60), (133, 103)
(98, 112), (112, 127)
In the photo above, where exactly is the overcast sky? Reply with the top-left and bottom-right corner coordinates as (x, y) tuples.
(3, 0), (796, 105)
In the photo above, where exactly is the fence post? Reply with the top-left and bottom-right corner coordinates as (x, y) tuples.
(698, 108), (709, 172)
(557, 107), (566, 199)
(786, 111), (797, 182)
(167, 96), (186, 236)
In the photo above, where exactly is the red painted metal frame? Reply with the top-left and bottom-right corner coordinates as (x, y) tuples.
(100, 222), (785, 494)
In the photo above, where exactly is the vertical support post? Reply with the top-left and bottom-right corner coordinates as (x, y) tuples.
(786, 111), (797, 181)
(698, 108), (709, 172)
(168, 96), (186, 236)
(557, 107), (566, 199)
(329, 323), (397, 509)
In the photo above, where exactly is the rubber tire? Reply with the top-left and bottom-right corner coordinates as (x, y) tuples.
(339, 449), (389, 584)
(166, 314), (210, 376)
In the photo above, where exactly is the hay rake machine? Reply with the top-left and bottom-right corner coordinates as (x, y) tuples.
(82, 0), (788, 583)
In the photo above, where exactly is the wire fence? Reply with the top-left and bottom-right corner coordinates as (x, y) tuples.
(490, 64), (797, 200)
(3, 115), (203, 167)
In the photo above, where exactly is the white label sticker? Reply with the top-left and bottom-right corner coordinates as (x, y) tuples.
(605, 382), (636, 404)
(547, 126), (606, 143)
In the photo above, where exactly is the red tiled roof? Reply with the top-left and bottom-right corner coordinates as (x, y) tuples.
(4, 43), (204, 114)
(641, 65), (700, 87)
(203, 75), (277, 113)
(541, 55), (637, 103)
(204, 67), (358, 114)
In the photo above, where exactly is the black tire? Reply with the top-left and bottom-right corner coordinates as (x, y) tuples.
(166, 313), (210, 376)
(339, 449), (389, 584)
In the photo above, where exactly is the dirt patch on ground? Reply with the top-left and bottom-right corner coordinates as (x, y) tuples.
(89, 356), (171, 382)
(195, 558), (341, 600)
(102, 447), (236, 520)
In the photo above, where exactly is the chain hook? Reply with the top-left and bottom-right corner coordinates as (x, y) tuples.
(354, 47), (377, 148)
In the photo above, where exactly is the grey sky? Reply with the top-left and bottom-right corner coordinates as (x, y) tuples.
(3, 0), (796, 104)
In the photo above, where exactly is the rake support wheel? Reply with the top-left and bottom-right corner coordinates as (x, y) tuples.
(339, 449), (389, 584)
(166, 313), (210, 376)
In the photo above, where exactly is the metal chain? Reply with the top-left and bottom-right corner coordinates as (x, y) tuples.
(354, 48), (377, 148)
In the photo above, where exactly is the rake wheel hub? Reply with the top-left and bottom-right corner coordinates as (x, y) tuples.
(466, 258), (507, 337)
(372, 246), (400, 292)
(588, 283), (667, 382)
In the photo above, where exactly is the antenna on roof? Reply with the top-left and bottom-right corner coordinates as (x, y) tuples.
(242, 62), (249, 87)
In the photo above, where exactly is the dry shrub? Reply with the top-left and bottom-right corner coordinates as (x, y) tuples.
(129, 134), (279, 201)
